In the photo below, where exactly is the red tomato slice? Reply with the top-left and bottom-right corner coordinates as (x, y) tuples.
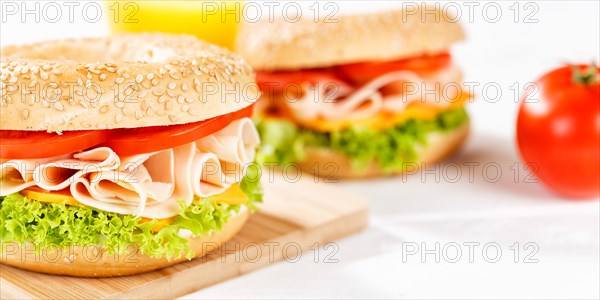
(335, 53), (452, 84)
(256, 70), (349, 92)
(103, 104), (254, 156)
(0, 130), (110, 159)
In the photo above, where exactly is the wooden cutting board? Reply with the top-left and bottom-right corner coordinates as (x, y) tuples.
(0, 177), (369, 299)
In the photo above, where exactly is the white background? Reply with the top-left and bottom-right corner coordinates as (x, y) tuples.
(2, 1), (599, 299)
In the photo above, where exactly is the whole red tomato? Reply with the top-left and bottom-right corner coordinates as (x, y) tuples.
(517, 65), (600, 199)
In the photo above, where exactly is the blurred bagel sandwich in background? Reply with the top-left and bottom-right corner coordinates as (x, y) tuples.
(237, 6), (470, 178)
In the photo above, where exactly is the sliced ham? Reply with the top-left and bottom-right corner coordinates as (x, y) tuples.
(284, 63), (464, 122)
(0, 117), (260, 219)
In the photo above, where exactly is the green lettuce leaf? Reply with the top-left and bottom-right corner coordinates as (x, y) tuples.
(0, 174), (263, 260)
(255, 107), (469, 173)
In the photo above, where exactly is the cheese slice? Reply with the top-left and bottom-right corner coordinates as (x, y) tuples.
(291, 92), (471, 132)
(214, 184), (248, 205)
(20, 186), (79, 206)
(20, 183), (249, 232)
(139, 216), (177, 233)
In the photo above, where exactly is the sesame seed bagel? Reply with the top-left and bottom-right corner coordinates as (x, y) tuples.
(0, 33), (259, 132)
(235, 7), (464, 71)
(1, 207), (249, 277)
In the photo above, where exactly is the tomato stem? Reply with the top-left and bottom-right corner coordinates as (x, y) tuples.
(572, 64), (599, 85)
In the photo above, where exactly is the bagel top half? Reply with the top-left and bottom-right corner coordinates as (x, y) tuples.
(0, 33), (259, 132)
(235, 7), (464, 71)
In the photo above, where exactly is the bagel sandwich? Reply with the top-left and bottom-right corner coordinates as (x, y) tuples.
(0, 33), (262, 277)
(237, 7), (471, 178)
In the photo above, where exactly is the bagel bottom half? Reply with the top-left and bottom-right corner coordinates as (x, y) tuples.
(0, 209), (249, 277)
(299, 122), (469, 179)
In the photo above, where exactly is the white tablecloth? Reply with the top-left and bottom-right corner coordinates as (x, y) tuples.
(2, 1), (598, 298)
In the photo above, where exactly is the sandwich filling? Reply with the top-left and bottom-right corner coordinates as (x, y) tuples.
(254, 53), (470, 172)
(0, 115), (263, 259)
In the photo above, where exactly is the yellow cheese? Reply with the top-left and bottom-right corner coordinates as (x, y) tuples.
(139, 216), (177, 233)
(21, 183), (248, 233)
(297, 93), (472, 132)
(214, 184), (248, 205)
(106, 1), (242, 50)
(20, 187), (79, 206)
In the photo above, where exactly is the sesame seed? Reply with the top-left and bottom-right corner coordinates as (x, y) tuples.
(168, 83), (176, 90)
(147, 73), (155, 80)
(165, 100), (173, 111)
(99, 74), (107, 81)
(116, 77), (124, 84)
(181, 84), (188, 92)
(181, 104), (189, 112)
(136, 74), (143, 83)
(115, 114), (123, 123)
(169, 115), (178, 122)
(22, 109), (30, 119)
(135, 110), (143, 120)
(177, 95), (185, 104)
(100, 105), (109, 114)
(54, 102), (64, 111)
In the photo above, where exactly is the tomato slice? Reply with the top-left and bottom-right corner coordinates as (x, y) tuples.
(256, 70), (349, 92)
(0, 130), (110, 159)
(335, 53), (452, 84)
(103, 104), (254, 156)
(1, 105), (254, 159)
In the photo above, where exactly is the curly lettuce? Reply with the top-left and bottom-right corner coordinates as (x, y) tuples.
(0, 174), (262, 260)
(256, 107), (469, 173)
